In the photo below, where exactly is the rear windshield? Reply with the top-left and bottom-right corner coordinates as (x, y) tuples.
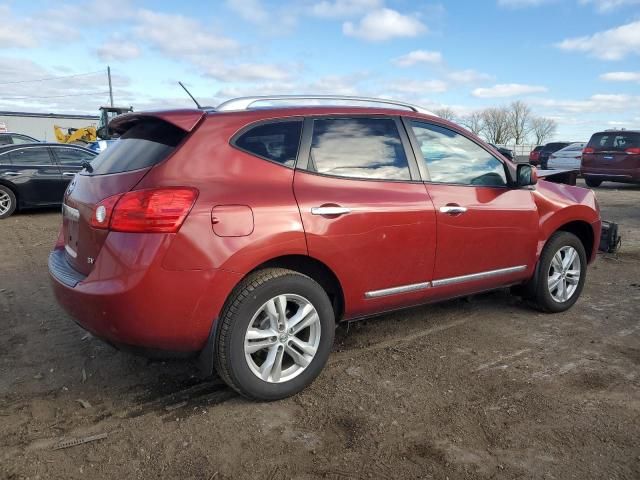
(542, 142), (569, 151)
(587, 132), (640, 152)
(86, 120), (186, 175)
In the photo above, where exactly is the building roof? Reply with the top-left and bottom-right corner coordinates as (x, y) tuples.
(0, 111), (99, 120)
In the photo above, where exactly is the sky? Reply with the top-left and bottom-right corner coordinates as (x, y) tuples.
(0, 0), (639, 142)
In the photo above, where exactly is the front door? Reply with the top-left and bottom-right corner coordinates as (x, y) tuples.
(6, 146), (63, 205)
(294, 116), (437, 318)
(405, 119), (538, 296)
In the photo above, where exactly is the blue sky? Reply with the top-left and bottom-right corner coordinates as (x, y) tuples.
(1, 0), (639, 141)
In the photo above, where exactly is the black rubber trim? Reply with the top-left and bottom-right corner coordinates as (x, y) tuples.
(48, 248), (86, 287)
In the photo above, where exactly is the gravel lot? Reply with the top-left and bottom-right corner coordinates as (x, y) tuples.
(1, 180), (639, 480)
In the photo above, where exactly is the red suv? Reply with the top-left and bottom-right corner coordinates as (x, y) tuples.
(582, 130), (640, 187)
(49, 96), (601, 400)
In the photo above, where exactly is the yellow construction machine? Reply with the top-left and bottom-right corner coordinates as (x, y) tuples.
(54, 105), (133, 145)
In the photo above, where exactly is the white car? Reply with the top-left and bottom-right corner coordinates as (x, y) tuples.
(547, 142), (586, 170)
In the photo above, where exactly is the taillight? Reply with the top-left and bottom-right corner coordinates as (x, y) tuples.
(91, 187), (198, 233)
(625, 147), (640, 154)
(582, 147), (595, 154)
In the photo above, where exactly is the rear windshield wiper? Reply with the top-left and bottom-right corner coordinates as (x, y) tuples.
(81, 160), (93, 173)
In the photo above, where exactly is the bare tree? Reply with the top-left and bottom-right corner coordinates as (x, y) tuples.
(530, 117), (557, 145)
(459, 111), (484, 135)
(433, 107), (456, 121)
(481, 107), (511, 144)
(507, 100), (532, 144)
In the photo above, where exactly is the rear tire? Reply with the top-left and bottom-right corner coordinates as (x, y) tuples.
(214, 268), (335, 401)
(0, 185), (17, 219)
(585, 177), (602, 188)
(529, 232), (587, 313)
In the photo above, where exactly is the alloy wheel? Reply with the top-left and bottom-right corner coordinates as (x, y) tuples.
(0, 191), (12, 216)
(547, 246), (581, 303)
(244, 294), (321, 383)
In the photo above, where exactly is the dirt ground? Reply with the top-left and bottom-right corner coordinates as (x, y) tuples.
(1, 180), (639, 480)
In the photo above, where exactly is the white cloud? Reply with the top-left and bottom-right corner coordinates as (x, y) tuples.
(134, 9), (238, 58)
(392, 50), (442, 67)
(388, 79), (449, 94)
(600, 71), (640, 82)
(343, 8), (427, 41)
(446, 69), (493, 84)
(311, 0), (383, 18)
(579, 0), (640, 12)
(496, 0), (553, 7)
(225, 0), (269, 23)
(96, 37), (142, 61)
(0, 6), (38, 48)
(531, 93), (640, 113)
(203, 63), (293, 82)
(556, 21), (640, 60)
(472, 83), (548, 98)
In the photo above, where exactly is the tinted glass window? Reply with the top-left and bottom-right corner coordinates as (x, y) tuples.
(588, 132), (640, 151)
(0, 151), (11, 164)
(0, 135), (12, 145)
(410, 121), (507, 186)
(542, 142), (569, 152)
(235, 121), (302, 167)
(9, 147), (52, 166)
(11, 135), (35, 145)
(54, 148), (96, 165)
(88, 120), (186, 175)
(308, 118), (410, 181)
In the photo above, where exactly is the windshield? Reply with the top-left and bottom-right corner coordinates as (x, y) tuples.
(587, 132), (640, 152)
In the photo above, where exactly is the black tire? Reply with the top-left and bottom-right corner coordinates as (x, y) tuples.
(585, 177), (602, 188)
(530, 231), (587, 313)
(213, 268), (335, 401)
(0, 185), (17, 219)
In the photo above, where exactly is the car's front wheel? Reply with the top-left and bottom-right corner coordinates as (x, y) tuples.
(0, 185), (17, 219)
(214, 268), (335, 400)
(531, 231), (587, 312)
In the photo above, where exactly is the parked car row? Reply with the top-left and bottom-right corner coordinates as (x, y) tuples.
(0, 143), (97, 218)
(529, 129), (640, 187)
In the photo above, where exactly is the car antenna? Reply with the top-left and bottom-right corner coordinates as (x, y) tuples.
(178, 81), (202, 109)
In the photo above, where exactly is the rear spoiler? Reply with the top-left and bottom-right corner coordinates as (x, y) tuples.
(109, 109), (206, 135)
(536, 168), (578, 186)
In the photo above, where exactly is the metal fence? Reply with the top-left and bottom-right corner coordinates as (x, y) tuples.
(496, 143), (539, 163)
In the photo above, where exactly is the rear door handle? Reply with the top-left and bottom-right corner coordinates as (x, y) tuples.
(3, 171), (20, 176)
(439, 206), (467, 215)
(311, 206), (351, 216)
(62, 172), (76, 177)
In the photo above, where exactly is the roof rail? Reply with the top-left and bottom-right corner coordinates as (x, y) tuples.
(215, 95), (436, 116)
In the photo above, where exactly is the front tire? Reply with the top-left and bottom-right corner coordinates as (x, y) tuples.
(0, 185), (17, 219)
(214, 268), (335, 401)
(585, 177), (602, 188)
(531, 232), (587, 313)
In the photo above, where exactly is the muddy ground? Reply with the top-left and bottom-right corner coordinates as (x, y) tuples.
(1, 180), (639, 480)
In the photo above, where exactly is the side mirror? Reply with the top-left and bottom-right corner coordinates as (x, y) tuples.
(516, 164), (537, 187)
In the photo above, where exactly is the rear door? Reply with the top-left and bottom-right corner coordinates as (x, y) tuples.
(6, 146), (63, 205)
(294, 116), (437, 318)
(405, 119), (537, 296)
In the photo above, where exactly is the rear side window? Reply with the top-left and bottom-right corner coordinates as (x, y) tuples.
(234, 121), (302, 167)
(543, 142), (569, 151)
(87, 120), (186, 175)
(54, 148), (96, 165)
(9, 147), (53, 166)
(588, 132), (640, 151)
(308, 118), (411, 181)
(0, 135), (12, 145)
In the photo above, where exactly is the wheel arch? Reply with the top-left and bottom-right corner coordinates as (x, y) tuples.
(554, 220), (595, 262)
(0, 180), (19, 210)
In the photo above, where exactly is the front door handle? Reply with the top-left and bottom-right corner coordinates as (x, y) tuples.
(62, 172), (76, 177)
(3, 171), (20, 176)
(311, 206), (351, 216)
(440, 205), (467, 215)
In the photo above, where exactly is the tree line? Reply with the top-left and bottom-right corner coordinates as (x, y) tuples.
(433, 101), (557, 145)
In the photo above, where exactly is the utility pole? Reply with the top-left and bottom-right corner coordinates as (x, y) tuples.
(107, 66), (114, 107)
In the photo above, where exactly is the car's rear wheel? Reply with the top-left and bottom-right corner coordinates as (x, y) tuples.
(0, 185), (17, 219)
(214, 268), (335, 400)
(530, 231), (587, 313)
(585, 177), (602, 188)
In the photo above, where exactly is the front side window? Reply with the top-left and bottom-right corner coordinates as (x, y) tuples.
(308, 118), (410, 181)
(11, 135), (35, 145)
(410, 121), (507, 186)
(234, 120), (302, 167)
(9, 147), (52, 166)
(0, 135), (12, 145)
(55, 148), (96, 165)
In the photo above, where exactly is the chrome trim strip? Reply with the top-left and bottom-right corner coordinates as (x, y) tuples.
(432, 265), (527, 287)
(64, 244), (78, 258)
(62, 203), (80, 221)
(365, 281), (431, 298)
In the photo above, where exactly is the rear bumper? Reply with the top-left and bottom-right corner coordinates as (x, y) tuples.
(581, 168), (640, 183)
(49, 233), (242, 353)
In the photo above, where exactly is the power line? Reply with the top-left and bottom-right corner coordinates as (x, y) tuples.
(0, 70), (104, 86)
(1, 91), (111, 100)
